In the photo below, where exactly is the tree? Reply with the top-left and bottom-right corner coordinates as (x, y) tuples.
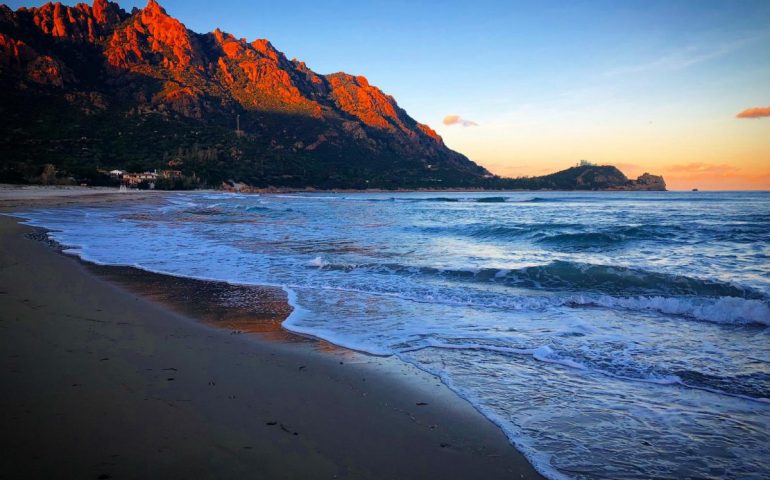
(39, 164), (57, 185)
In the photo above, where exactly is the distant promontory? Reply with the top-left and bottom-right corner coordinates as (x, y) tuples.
(492, 163), (666, 191)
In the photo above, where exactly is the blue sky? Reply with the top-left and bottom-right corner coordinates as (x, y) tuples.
(7, 0), (770, 188)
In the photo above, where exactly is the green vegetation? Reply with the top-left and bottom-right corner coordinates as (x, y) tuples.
(0, 89), (482, 189)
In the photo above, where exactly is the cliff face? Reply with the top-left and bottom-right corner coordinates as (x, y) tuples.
(627, 173), (666, 191)
(0, 0), (487, 188)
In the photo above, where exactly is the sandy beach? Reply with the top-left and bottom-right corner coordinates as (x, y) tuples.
(0, 187), (542, 479)
(0, 185), (170, 210)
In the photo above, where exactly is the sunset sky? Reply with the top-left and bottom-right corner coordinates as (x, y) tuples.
(9, 0), (770, 189)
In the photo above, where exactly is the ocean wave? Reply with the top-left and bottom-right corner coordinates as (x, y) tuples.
(453, 220), (767, 246)
(487, 261), (764, 299)
(199, 193), (250, 200)
(245, 205), (271, 212)
(399, 341), (769, 402)
(570, 295), (770, 326)
(532, 224), (690, 250)
(417, 222), (583, 240)
(392, 196), (498, 203)
(474, 196), (508, 203)
(377, 196), (550, 203)
(415, 196), (460, 202)
(303, 256), (769, 326)
(307, 258), (764, 300)
(417, 224), (533, 239)
(536, 231), (627, 250)
(306, 256), (329, 268)
(274, 194), (342, 200)
(524, 197), (561, 203)
(417, 222), (685, 247)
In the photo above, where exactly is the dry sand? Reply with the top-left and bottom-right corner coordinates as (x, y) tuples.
(0, 188), (543, 479)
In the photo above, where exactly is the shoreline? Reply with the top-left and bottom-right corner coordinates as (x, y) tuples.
(0, 197), (544, 479)
(1, 183), (670, 199)
(0, 184), (172, 210)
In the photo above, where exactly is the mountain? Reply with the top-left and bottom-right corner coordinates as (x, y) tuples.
(0, 1), (665, 191)
(0, 0), (488, 188)
(496, 165), (666, 191)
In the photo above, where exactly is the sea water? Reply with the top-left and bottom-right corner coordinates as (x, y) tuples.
(14, 191), (770, 479)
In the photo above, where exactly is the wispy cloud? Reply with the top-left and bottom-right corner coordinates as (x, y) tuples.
(602, 34), (764, 77)
(443, 115), (478, 127)
(661, 163), (770, 188)
(736, 106), (770, 119)
(663, 162), (742, 179)
(604, 49), (720, 76)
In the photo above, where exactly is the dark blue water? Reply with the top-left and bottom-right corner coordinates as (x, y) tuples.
(14, 190), (770, 479)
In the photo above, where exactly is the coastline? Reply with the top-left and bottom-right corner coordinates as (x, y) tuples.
(0, 194), (543, 479)
(0, 184), (171, 210)
(1, 184), (667, 201)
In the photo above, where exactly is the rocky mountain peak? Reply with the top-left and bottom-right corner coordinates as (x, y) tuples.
(105, 0), (199, 72)
(629, 173), (666, 191)
(92, 0), (123, 25)
(15, 0), (126, 42)
(142, 0), (166, 16)
(1, 0), (491, 188)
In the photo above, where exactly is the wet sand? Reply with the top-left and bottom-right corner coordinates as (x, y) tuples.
(0, 189), (543, 479)
(0, 185), (167, 210)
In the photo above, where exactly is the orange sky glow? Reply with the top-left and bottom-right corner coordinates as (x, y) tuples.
(437, 108), (770, 191)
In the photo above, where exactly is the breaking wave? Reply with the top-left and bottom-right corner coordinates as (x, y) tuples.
(398, 341), (770, 402)
(310, 259), (764, 301)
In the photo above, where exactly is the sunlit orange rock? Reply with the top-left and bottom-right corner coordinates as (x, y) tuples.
(0, 31), (71, 86)
(92, 0), (123, 25)
(327, 73), (408, 132)
(26, 54), (68, 86)
(105, 0), (200, 73)
(20, 0), (125, 43)
(217, 57), (234, 84)
(155, 82), (206, 118)
(250, 39), (280, 62)
(416, 123), (443, 143)
(1, 0), (449, 152)
(0, 32), (37, 67)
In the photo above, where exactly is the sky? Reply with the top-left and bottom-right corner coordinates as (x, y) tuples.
(8, 0), (770, 189)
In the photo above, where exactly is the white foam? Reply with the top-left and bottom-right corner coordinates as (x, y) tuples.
(531, 345), (587, 370)
(307, 256), (328, 268)
(394, 339), (770, 402)
(393, 353), (575, 480)
(574, 295), (770, 326)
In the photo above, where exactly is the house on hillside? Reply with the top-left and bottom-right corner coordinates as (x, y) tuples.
(159, 170), (182, 178)
(122, 171), (158, 188)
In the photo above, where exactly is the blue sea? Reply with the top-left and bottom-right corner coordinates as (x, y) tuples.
(14, 190), (770, 479)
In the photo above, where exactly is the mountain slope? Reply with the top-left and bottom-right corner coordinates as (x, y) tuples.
(0, 0), (488, 188)
(480, 165), (666, 191)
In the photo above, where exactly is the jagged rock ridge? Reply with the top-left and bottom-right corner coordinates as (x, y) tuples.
(0, 0), (487, 188)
